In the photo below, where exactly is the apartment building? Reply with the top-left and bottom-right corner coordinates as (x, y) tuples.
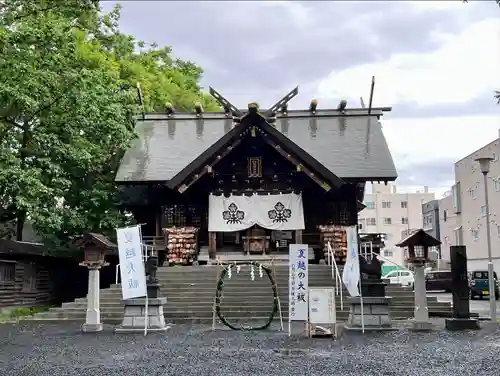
(358, 183), (435, 266)
(450, 131), (500, 271)
(439, 192), (459, 266)
(422, 200), (440, 249)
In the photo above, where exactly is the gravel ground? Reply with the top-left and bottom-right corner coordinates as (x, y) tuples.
(1, 320), (500, 376)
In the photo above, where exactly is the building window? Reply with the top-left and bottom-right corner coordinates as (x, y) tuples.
(22, 263), (36, 292)
(384, 250), (394, 258)
(454, 227), (463, 245)
(383, 217), (392, 225)
(497, 225), (500, 237)
(358, 218), (366, 231)
(367, 218), (376, 226)
(0, 261), (15, 282)
(443, 210), (447, 222)
(495, 178), (500, 192)
(364, 201), (375, 209)
(401, 217), (409, 225)
(470, 188), (477, 199)
(471, 228), (479, 241)
(481, 205), (487, 217)
(401, 201), (408, 209)
(382, 201), (391, 209)
(452, 183), (461, 213)
(423, 214), (433, 229)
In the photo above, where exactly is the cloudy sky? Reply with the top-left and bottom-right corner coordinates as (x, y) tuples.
(103, 0), (499, 198)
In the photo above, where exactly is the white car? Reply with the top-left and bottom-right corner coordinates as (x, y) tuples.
(383, 269), (415, 288)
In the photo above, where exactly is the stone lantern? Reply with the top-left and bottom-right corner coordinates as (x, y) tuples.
(76, 233), (115, 333)
(396, 229), (440, 331)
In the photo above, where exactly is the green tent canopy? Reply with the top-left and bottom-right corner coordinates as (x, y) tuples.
(382, 264), (406, 276)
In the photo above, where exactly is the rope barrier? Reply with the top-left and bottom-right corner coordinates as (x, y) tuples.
(215, 261), (278, 331)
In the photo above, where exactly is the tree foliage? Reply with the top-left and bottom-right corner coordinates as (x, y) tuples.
(0, 1), (218, 247)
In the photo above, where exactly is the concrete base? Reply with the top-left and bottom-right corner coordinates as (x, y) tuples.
(410, 321), (434, 331)
(445, 318), (481, 331)
(344, 297), (396, 332)
(114, 297), (169, 333)
(81, 323), (103, 333)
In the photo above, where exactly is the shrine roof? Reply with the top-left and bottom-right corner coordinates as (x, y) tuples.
(115, 108), (397, 183)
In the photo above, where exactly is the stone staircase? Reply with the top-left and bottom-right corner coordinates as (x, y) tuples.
(30, 264), (452, 323)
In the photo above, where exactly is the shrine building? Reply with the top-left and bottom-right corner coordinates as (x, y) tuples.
(115, 87), (397, 265)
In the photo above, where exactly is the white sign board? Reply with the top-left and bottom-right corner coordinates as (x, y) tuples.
(116, 226), (147, 300)
(289, 244), (309, 321)
(309, 288), (336, 324)
(342, 226), (361, 297)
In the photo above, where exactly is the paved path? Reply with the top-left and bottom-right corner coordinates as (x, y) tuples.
(428, 292), (500, 316)
(1, 321), (500, 376)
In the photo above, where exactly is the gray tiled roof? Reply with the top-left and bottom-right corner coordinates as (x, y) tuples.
(277, 116), (397, 179)
(115, 112), (397, 182)
(116, 118), (233, 182)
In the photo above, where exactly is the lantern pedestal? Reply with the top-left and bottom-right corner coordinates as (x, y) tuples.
(410, 265), (433, 331)
(115, 297), (169, 333)
(344, 296), (395, 332)
(445, 318), (480, 330)
(81, 265), (105, 333)
(361, 278), (386, 297)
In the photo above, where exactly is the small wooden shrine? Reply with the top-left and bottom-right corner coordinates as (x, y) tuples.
(115, 86), (397, 265)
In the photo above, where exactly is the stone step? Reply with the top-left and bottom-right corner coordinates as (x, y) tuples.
(63, 302), (441, 313)
(101, 285), (412, 293)
(36, 308), (427, 321)
(30, 308), (424, 323)
(19, 315), (306, 325)
(71, 295), (440, 307)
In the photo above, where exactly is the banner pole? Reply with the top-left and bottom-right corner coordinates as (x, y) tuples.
(138, 226), (149, 336)
(212, 258), (219, 331)
(360, 290), (365, 334)
(144, 289), (149, 336)
(271, 258), (284, 331)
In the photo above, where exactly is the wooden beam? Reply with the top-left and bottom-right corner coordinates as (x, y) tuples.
(267, 141), (331, 192)
(177, 139), (242, 193)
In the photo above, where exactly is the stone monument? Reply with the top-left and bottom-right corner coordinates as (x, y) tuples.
(115, 247), (169, 333)
(445, 245), (480, 330)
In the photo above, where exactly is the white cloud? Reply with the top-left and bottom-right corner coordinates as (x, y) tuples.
(406, 0), (467, 11)
(315, 18), (500, 107)
(259, 1), (314, 29)
(384, 114), (500, 168)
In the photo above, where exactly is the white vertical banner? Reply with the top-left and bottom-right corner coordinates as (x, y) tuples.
(289, 244), (309, 322)
(342, 226), (361, 297)
(117, 226), (147, 300)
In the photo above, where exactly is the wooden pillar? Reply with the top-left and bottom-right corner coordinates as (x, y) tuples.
(295, 229), (303, 244)
(155, 211), (161, 237)
(208, 232), (217, 259)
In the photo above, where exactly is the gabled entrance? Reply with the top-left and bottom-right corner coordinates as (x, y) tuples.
(167, 110), (345, 195)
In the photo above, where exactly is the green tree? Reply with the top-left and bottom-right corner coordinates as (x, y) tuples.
(0, 1), (217, 247)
